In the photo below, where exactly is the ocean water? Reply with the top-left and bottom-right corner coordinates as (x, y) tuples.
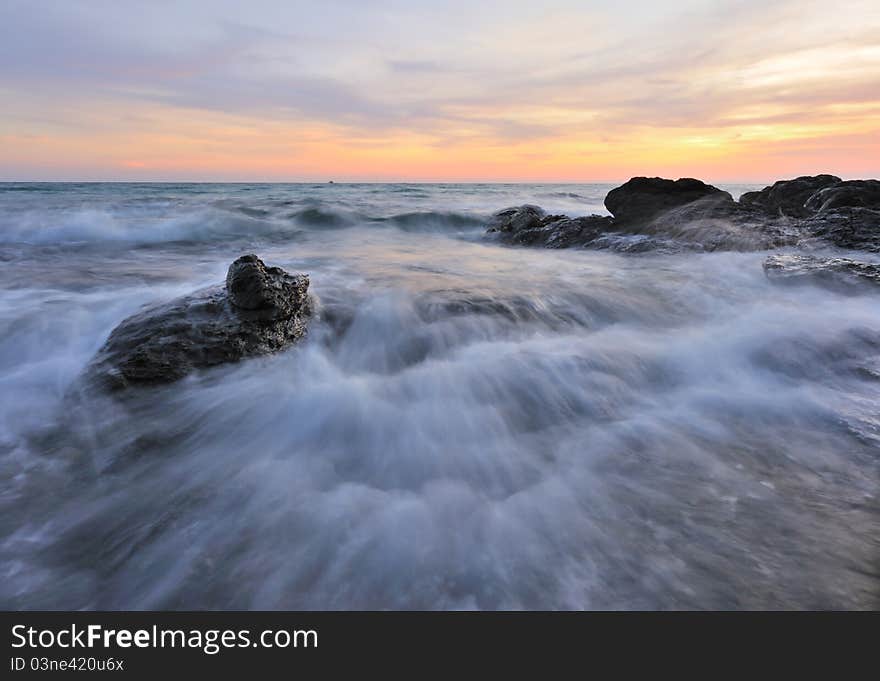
(0, 182), (877, 610)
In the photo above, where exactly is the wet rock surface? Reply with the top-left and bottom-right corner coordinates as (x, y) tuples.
(604, 177), (733, 226)
(740, 174), (841, 217)
(804, 179), (880, 213)
(637, 195), (794, 251)
(226, 253), (309, 320)
(486, 205), (613, 248)
(486, 174), (880, 253)
(494, 214), (614, 248)
(82, 255), (311, 389)
(798, 207), (880, 252)
(763, 254), (880, 290)
(485, 204), (549, 234)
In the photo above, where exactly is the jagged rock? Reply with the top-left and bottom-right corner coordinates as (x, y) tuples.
(486, 205), (613, 248)
(804, 180), (880, 213)
(628, 194), (796, 250)
(798, 208), (880, 252)
(740, 175), (841, 217)
(82, 255), (311, 389)
(604, 177), (732, 225)
(486, 205), (550, 234)
(601, 178), (800, 251)
(505, 215), (614, 248)
(226, 253), (309, 320)
(763, 254), (880, 290)
(484, 175), (880, 253)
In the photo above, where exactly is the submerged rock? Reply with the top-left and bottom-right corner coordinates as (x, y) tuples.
(763, 254), (880, 290)
(83, 255), (311, 389)
(604, 177), (732, 226)
(740, 175), (841, 217)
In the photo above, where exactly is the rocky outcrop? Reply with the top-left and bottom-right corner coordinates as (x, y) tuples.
(636, 195), (795, 251)
(604, 177), (732, 226)
(519, 216), (614, 248)
(798, 208), (880, 252)
(225, 254), (308, 319)
(485, 205), (550, 235)
(485, 174), (880, 253)
(763, 254), (880, 290)
(740, 175), (841, 217)
(83, 255), (311, 389)
(803, 180), (880, 213)
(487, 205), (613, 248)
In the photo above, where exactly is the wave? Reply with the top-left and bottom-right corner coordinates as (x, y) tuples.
(376, 211), (485, 231)
(0, 206), (299, 244)
(0, 205), (492, 244)
(543, 191), (589, 200)
(2, 246), (878, 608)
(288, 206), (486, 232)
(289, 206), (358, 228)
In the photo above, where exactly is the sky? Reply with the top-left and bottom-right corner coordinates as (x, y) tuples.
(1, 0), (878, 182)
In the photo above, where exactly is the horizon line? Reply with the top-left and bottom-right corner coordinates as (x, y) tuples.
(1, 175), (872, 186)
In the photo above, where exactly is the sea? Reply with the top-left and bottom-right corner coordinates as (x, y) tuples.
(0, 182), (877, 609)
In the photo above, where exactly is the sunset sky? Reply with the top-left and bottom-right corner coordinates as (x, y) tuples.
(2, 0), (878, 182)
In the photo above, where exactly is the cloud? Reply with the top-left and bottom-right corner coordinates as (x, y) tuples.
(387, 60), (446, 74)
(0, 0), (878, 179)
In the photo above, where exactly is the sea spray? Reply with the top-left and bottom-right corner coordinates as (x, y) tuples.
(0, 183), (877, 609)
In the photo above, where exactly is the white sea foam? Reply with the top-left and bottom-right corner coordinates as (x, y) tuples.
(0, 184), (877, 609)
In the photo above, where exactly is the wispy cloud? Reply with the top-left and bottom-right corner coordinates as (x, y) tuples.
(1, 0), (877, 180)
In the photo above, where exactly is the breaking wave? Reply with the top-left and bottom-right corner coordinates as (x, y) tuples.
(0, 201), (487, 244)
(0, 182), (877, 610)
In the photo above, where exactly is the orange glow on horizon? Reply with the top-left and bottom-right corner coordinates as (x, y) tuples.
(2, 2), (878, 183)
(4, 102), (877, 183)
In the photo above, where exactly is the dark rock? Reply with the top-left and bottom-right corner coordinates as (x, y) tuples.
(603, 184), (797, 251)
(803, 180), (880, 213)
(586, 233), (700, 253)
(740, 174), (841, 217)
(643, 195), (797, 250)
(505, 215), (615, 248)
(486, 205), (613, 248)
(83, 255), (311, 389)
(484, 175), (880, 253)
(604, 177), (732, 225)
(798, 208), (880, 252)
(486, 205), (549, 234)
(763, 254), (880, 290)
(226, 253), (309, 320)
